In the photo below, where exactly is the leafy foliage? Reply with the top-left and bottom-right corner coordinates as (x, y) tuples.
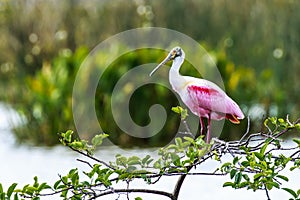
(221, 116), (300, 198)
(1, 0), (300, 145)
(6, 47), (89, 145)
(1, 114), (299, 199)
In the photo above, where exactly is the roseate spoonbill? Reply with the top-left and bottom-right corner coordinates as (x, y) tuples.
(150, 47), (244, 143)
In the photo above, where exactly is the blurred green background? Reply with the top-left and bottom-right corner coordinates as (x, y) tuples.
(0, 0), (299, 146)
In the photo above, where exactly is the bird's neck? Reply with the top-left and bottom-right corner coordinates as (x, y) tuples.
(169, 57), (186, 93)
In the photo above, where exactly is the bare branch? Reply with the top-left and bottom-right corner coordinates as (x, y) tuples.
(239, 115), (251, 143)
(89, 189), (175, 200)
(77, 158), (93, 168)
(264, 184), (271, 200)
(69, 146), (116, 170)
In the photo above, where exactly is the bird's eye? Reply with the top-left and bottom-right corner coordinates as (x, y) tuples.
(175, 49), (181, 56)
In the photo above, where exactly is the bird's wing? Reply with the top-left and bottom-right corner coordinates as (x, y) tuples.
(186, 83), (244, 122)
(187, 84), (226, 112)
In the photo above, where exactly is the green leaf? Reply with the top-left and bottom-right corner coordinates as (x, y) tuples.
(14, 193), (19, 200)
(171, 106), (188, 120)
(127, 166), (137, 172)
(221, 162), (232, 173)
(266, 181), (279, 190)
(230, 169), (237, 179)
(7, 183), (17, 198)
(142, 155), (151, 165)
(70, 141), (83, 149)
(116, 155), (128, 166)
(183, 136), (194, 143)
(277, 175), (289, 182)
(92, 134), (108, 146)
(135, 197), (143, 200)
(53, 180), (62, 190)
(182, 141), (191, 148)
(238, 181), (249, 188)
(170, 153), (181, 166)
(295, 123), (300, 132)
(264, 118), (269, 128)
(241, 161), (250, 167)
(260, 142), (269, 155)
(223, 182), (234, 187)
(293, 138), (300, 147)
(234, 172), (242, 184)
(270, 117), (277, 125)
(233, 156), (240, 165)
(278, 118), (284, 123)
(142, 155), (153, 165)
(61, 176), (68, 184)
(146, 158), (154, 165)
(128, 156), (141, 165)
(181, 108), (188, 120)
(92, 135), (103, 146)
(65, 130), (73, 143)
(24, 186), (37, 195)
(61, 189), (68, 198)
(254, 173), (263, 181)
(33, 176), (39, 187)
(175, 137), (183, 148)
(68, 168), (78, 176)
(37, 183), (51, 192)
(103, 171), (113, 186)
(118, 172), (130, 180)
(195, 136), (205, 146)
(282, 188), (298, 198)
(0, 183), (3, 193)
(166, 144), (179, 151)
(242, 174), (250, 181)
(71, 172), (79, 185)
(153, 160), (161, 169)
(0, 193), (5, 200)
(171, 106), (182, 114)
(254, 152), (264, 161)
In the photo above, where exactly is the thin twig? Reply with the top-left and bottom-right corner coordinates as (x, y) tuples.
(239, 115), (251, 143)
(89, 189), (175, 200)
(182, 120), (194, 138)
(77, 158), (93, 168)
(126, 180), (130, 200)
(69, 146), (116, 170)
(264, 184), (271, 200)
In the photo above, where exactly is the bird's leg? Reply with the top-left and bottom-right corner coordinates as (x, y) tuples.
(199, 117), (205, 136)
(206, 114), (211, 143)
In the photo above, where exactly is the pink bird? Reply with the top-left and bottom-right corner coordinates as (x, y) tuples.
(150, 47), (244, 143)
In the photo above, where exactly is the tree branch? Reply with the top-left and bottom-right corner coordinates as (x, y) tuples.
(68, 145), (115, 170)
(89, 188), (175, 200)
(20, 117), (300, 200)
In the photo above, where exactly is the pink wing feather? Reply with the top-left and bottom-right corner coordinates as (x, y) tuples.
(186, 85), (244, 123)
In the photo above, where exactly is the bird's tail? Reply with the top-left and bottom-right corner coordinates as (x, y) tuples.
(226, 114), (241, 124)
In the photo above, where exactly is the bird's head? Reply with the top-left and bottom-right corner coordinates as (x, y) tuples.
(149, 46), (185, 76)
(170, 46), (184, 60)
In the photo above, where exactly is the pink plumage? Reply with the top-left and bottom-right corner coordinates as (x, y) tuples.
(150, 47), (244, 142)
(186, 85), (244, 123)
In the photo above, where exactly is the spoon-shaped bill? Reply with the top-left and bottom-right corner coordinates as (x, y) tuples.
(149, 53), (172, 76)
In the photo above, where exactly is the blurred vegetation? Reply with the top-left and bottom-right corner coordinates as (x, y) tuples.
(0, 0), (299, 146)
(95, 49), (181, 147)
